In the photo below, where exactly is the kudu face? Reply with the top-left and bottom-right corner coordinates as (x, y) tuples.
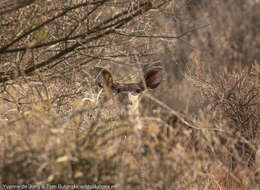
(91, 65), (162, 101)
(91, 65), (162, 130)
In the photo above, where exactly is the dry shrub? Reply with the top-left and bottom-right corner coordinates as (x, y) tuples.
(187, 55), (260, 190)
(182, 1), (260, 188)
(0, 74), (214, 189)
(0, 87), (205, 189)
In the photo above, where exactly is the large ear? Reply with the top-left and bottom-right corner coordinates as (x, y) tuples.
(144, 66), (162, 89)
(91, 67), (113, 89)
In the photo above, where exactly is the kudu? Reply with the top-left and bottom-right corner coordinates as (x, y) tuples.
(90, 64), (162, 129)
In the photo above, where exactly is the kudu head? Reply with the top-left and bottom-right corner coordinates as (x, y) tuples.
(90, 64), (162, 103)
(90, 64), (162, 129)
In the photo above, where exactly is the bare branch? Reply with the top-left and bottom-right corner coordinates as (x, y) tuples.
(0, 0), (35, 15)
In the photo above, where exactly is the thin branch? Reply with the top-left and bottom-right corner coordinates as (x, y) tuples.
(115, 23), (211, 39)
(0, 0), (35, 15)
(0, 1), (153, 83)
(145, 93), (224, 131)
(0, 0), (109, 53)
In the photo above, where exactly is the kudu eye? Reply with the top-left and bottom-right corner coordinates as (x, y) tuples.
(130, 88), (142, 95)
(135, 89), (141, 94)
